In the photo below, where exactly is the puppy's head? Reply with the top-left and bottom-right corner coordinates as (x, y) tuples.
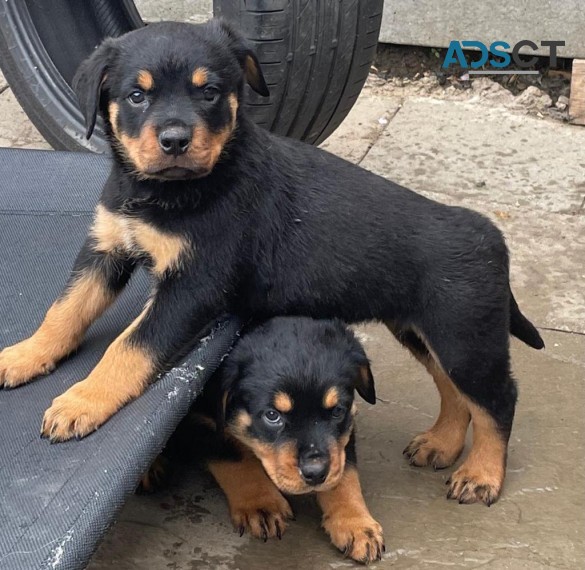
(73, 19), (268, 180)
(220, 317), (376, 495)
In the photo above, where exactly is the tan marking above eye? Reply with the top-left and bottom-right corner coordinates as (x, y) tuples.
(274, 392), (293, 413)
(137, 70), (154, 91)
(192, 67), (208, 87)
(323, 387), (339, 409)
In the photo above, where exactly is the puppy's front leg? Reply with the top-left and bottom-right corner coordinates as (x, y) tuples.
(0, 237), (135, 388)
(209, 448), (294, 540)
(41, 272), (228, 441)
(317, 464), (384, 564)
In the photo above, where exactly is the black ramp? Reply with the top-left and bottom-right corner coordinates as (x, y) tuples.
(0, 149), (241, 569)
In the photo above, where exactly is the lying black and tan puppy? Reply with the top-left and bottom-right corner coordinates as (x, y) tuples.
(145, 317), (383, 564)
(0, 19), (543, 506)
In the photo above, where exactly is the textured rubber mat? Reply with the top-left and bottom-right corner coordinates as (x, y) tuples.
(0, 149), (241, 570)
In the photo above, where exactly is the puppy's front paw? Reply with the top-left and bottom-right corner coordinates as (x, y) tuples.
(0, 340), (56, 388)
(41, 380), (115, 442)
(323, 512), (385, 564)
(230, 490), (294, 541)
(403, 430), (464, 470)
(446, 463), (503, 506)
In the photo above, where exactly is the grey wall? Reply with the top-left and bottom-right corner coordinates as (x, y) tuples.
(379, 0), (585, 58)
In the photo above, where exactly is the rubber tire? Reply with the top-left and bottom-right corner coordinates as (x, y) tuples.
(0, 0), (383, 152)
(0, 0), (142, 153)
(214, 0), (384, 144)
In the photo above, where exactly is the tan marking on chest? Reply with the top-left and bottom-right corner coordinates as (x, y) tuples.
(132, 220), (190, 274)
(91, 205), (190, 274)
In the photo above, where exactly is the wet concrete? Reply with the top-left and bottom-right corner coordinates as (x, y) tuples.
(1, 64), (584, 569)
(84, 326), (584, 570)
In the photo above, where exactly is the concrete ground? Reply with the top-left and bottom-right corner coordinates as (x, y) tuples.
(1, 64), (584, 569)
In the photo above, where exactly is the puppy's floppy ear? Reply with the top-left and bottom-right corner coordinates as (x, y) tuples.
(213, 19), (269, 97)
(356, 361), (376, 404)
(351, 350), (376, 404)
(216, 357), (245, 434)
(72, 39), (117, 139)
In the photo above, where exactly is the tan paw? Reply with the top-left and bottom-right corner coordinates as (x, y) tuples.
(403, 430), (464, 470)
(446, 463), (503, 506)
(0, 340), (56, 388)
(41, 380), (115, 442)
(231, 491), (294, 541)
(323, 513), (385, 564)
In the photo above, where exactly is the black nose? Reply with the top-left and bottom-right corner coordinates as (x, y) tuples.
(299, 451), (330, 486)
(158, 126), (191, 156)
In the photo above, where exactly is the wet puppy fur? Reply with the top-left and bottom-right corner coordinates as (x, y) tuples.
(148, 317), (384, 563)
(0, 20), (543, 509)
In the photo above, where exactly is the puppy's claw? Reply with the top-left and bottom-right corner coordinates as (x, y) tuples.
(275, 520), (282, 540)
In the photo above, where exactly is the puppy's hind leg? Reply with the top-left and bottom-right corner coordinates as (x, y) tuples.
(387, 324), (471, 470)
(420, 320), (516, 506)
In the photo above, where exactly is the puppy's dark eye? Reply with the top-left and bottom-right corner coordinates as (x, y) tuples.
(263, 410), (282, 425)
(331, 405), (346, 419)
(128, 90), (146, 105)
(203, 86), (219, 102)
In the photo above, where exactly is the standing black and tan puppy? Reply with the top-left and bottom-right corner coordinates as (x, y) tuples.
(0, 20), (543, 506)
(149, 317), (383, 564)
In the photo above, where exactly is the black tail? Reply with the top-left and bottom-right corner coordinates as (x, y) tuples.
(509, 289), (544, 349)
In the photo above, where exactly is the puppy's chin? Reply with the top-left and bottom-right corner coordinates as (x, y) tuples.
(144, 166), (212, 181)
(266, 468), (345, 495)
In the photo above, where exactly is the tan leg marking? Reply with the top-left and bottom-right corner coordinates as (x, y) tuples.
(0, 271), (116, 388)
(41, 304), (154, 441)
(208, 448), (293, 541)
(404, 359), (471, 470)
(385, 323), (471, 470)
(447, 399), (507, 506)
(317, 466), (384, 564)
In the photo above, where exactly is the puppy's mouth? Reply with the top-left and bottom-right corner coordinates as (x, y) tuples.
(146, 166), (211, 180)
